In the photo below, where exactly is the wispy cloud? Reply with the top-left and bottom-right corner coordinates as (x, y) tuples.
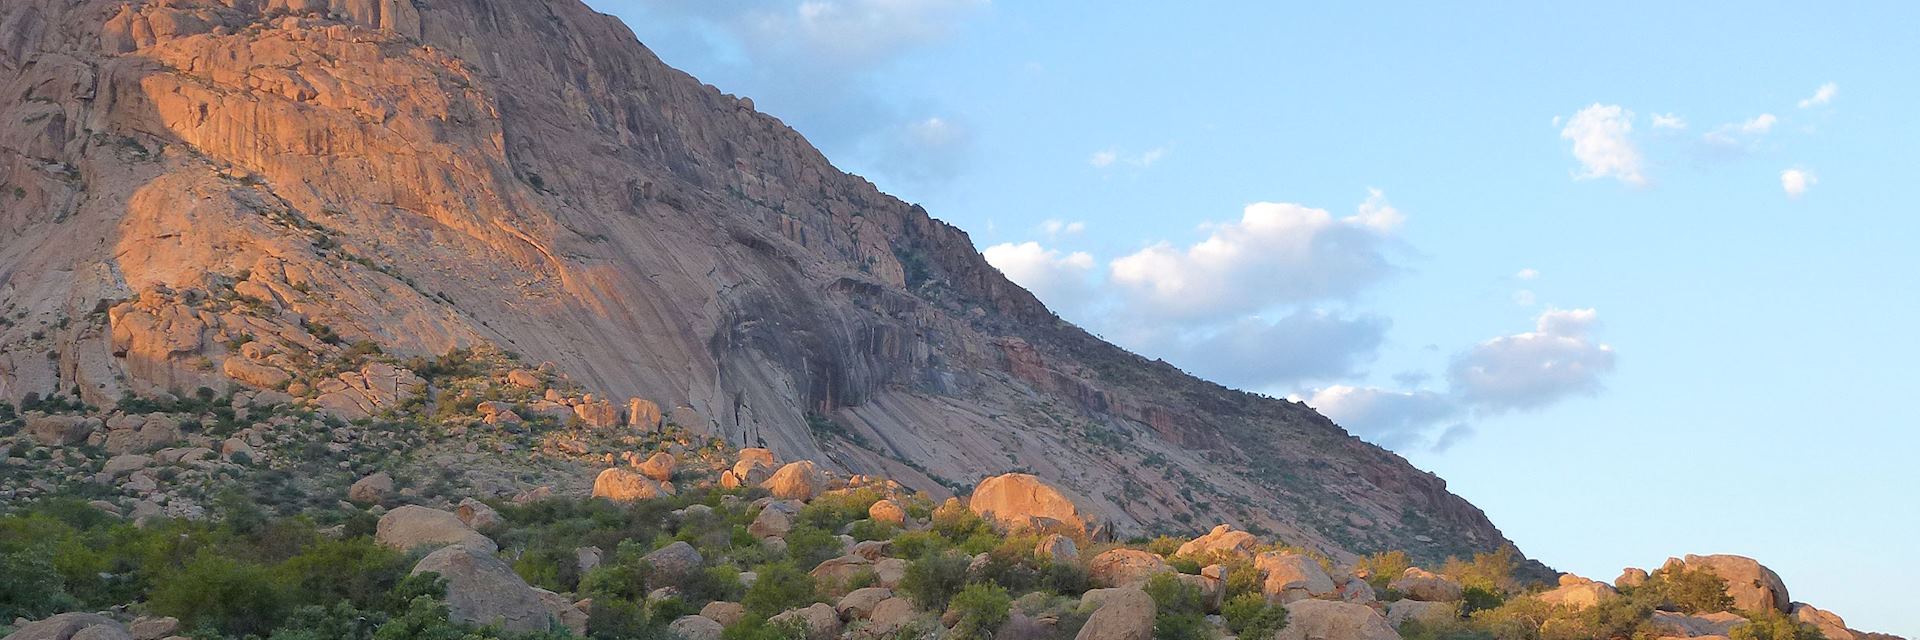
(1798, 82), (1838, 109)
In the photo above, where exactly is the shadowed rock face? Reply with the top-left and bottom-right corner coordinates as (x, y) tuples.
(0, 0), (1524, 563)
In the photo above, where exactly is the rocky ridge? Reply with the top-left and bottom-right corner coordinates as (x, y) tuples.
(0, 0), (1511, 563)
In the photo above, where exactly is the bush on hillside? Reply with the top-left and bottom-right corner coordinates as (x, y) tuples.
(948, 582), (1012, 640)
(900, 550), (972, 610)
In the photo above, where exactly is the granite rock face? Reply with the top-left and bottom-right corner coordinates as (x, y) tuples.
(0, 0), (1520, 563)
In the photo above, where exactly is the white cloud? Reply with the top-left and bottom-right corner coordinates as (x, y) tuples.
(1108, 190), (1402, 321)
(1515, 268), (1540, 280)
(983, 241), (1096, 311)
(1090, 147), (1169, 169)
(1701, 114), (1779, 153)
(1302, 385), (1461, 451)
(1738, 113), (1778, 134)
(1798, 82), (1838, 109)
(1781, 168), (1817, 198)
(1041, 219), (1086, 237)
(1448, 308), (1617, 411)
(1560, 104), (1646, 186)
(1651, 113), (1688, 130)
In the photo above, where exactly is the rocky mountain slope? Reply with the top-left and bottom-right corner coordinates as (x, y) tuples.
(1, 0), (1511, 563)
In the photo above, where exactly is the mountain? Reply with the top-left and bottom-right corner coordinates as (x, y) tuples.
(0, 0), (1516, 565)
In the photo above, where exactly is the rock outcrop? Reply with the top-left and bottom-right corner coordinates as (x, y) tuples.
(1276, 599), (1398, 640)
(411, 545), (560, 634)
(1672, 555), (1790, 614)
(376, 505), (497, 554)
(968, 473), (1094, 537)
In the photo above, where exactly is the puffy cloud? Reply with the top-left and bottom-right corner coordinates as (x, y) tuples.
(1560, 104), (1646, 186)
(1108, 190), (1402, 321)
(1447, 308), (1617, 411)
(1161, 311), (1390, 389)
(1781, 168), (1817, 198)
(1090, 147), (1168, 169)
(1041, 219), (1086, 237)
(1798, 82), (1838, 109)
(1301, 385), (1461, 451)
(1651, 113), (1688, 130)
(982, 241), (1097, 311)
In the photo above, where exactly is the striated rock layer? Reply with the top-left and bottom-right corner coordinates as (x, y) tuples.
(0, 0), (1520, 562)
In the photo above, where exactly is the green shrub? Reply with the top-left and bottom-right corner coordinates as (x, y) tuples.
(1730, 610), (1825, 640)
(722, 618), (810, 640)
(796, 489), (882, 531)
(931, 500), (992, 542)
(1144, 573), (1209, 640)
(1220, 558), (1262, 600)
(0, 545), (79, 620)
(890, 530), (949, 558)
(742, 562), (819, 619)
(900, 550), (972, 610)
(1636, 565), (1733, 614)
(949, 582), (1012, 640)
(147, 552), (291, 638)
(1222, 593), (1287, 640)
(1460, 586), (1504, 616)
(1144, 536), (1183, 557)
(1439, 548), (1520, 596)
(847, 519), (899, 542)
(785, 525), (842, 568)
(1355, 550), (1412, 591)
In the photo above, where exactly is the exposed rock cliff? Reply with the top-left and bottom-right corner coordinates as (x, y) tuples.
(0, 0), (1518, 563)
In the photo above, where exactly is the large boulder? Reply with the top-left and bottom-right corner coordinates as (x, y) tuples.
(750, 505), (795, 538)
(1089, 549), (1173, 588)
(1075, 587), (1156, 640)
(968, 473), (1092, 536)
(411, 545), (558, 634)
(701, 601), (746, 628)
(867, 598), (920, 636)
(377, 505), (497, 554)
(635, 452), (676, 482)
(1535, 575), (1617, 610)
(1789, 603), (1855, 640)
(348, 471), (394, 505)
(457, 498), (505, 531)
(574, 399), (620, 428)
(628, 398), (663, 430)
(534, 588), (588, 635)
(763, 461), (827, 501)
(1255, 552), (1335, 603)
(1386, 600), (1457, 627)
(769, 603), (842, 640)
(593, 468), (674, 502)
(25, 413), (98, 446)
(1036, 534), (1079, 563)
(2, 613), (131, 640)
(1277, 600), (1398, 640)
(1176, 524), (1259, 559)
(1675, 555), (1790, 613)
(836, 587), (894, 620)
(643, 541), (704, 586)
(1616, 567), (1650, 589)
(1388, 567), (1462, 602)
(668, 616), (724, 640)
(868, 498), (908, 527)
(314, 363), (425, 420)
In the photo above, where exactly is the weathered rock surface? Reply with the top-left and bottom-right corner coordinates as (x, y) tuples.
(377, 505), (497, 554)
(669, 616), (724, 640)
(763, 460), (827, 501)
(1388, 567), (1462, 602)
(1277, 599), (1399, 640)
(348, 471), (394, 505)
(1673, 555), (1790, 614)
(1089, 549), (1173, 588)
(1177, 524), (1259, 559)
(700, 602), (747, 628)
(1256, 552), (1336, 603)
(970, 473), (1094, 536)
(411, 545), (558, 634)
(593, 468), (674, 501)
(1386, 600), (1457, 627)
(2, 613), (131, 640)
(1075, 587), (1156, 640)
(769, 603), (841, 640)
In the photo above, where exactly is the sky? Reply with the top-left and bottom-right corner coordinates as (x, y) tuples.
(584, 1), (1920, 635)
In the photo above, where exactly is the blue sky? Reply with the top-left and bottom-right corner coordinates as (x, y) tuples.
(586, 2), (1919, 634)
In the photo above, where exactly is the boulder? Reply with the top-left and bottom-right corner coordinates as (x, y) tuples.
(1276, 599), (1398, 640)
(103, 413), (181, 455)
(750, 505), (795, 538)
(874, 557), (909, 588)
(1616, 567), (1650, 589)
(1675, 555), (1790, 614)
(574, 400), (621, 428)
(593, 467), (674, 502)
(577, 546), (604, 574)
(1177, 524), (1259, 559)
(128, 616), (180, 640)
(867, 598), (920, 636)
(811, 554), (875, 588)
(643, 541), (704, 586)
(868, 498), (908, 526)
(315, 363), (425, 420)
(377, 505), (496, 553)
(3, 613), (131, 640)
(506, 369), (543, 389)
(738, 447), (777, 467)
(1036, 534), (1079, 563)
(26, 413), (98, 446)
(410, 545), (556, 633)
(770, 603), (842, 640)
(701, 601), (747, 628)
(1255, 552), (1335, 603)
(1535, 575), (1617, 610)
(1386, 600), (1457, 627)
(763, 461), (827, 501)
(968, 473), (1092, 536)
(668, 616), (724, 640)
(837, 587), (894, 620)
(635, 452), (676, 482)
(535, 588), (588, 635)
(457, 498), (505, 531)
(103, 454), (153, 478)
(1388, 567), (1462, 602)
(348, 471), (394, 505)
(1336, 575), (1377, 604)
(1179, 571), (1225, 613)
(1789, 603), (1855, 640)
(1074, 587), (1155, 640)
(1090, 549), (1173, 588)
(627, 398), (663, 430)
